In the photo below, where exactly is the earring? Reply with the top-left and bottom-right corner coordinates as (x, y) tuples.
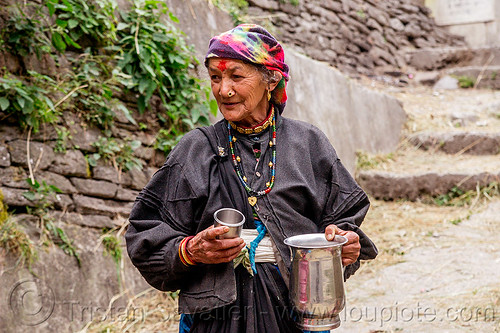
(228, 90), (235, 97)
(267, 90), (271, 101)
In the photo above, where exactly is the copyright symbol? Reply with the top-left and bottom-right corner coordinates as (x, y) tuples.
(9, 279), (55, 326)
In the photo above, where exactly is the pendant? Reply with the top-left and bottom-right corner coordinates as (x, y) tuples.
(248, 196), (257, 206)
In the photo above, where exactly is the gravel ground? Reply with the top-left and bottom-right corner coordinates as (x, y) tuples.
(338, 200), (500, 333)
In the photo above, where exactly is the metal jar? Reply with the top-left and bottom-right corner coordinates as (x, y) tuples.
(284, 233), (348, 331)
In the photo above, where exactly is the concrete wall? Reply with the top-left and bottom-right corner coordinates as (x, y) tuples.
(425, 0), (500, 47)
(284, 50), (406, 173)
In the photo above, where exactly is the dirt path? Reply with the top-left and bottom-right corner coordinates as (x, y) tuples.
(338, 199), (500, 333)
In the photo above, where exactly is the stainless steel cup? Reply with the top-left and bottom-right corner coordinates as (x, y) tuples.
(284, 233), (348, 331)
(213, 208), (245, 239)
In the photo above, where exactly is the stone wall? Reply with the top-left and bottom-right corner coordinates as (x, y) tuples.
(246, 0), (466, 75)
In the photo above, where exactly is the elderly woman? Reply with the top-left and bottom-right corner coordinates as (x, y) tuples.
(126, 24), (377, 333)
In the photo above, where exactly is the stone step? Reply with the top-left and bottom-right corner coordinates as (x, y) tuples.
(445, 66), (500, 89)
(408, 131), (500, 155)
(356, 149), (500, 200)
(405, 46), (500, 71)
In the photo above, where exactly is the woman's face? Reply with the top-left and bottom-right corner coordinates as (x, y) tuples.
(208, 58), (270, 127)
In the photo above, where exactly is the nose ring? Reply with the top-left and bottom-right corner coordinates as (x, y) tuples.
(228, 90), (235, 97)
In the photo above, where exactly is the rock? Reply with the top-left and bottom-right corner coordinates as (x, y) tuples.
(38, 171), (77, 194)
(70, 178), (118, 199)
(404, 22), (423, 38)
(322, 9), (341, 24)
(0, 125), (23, 143)
(92, 165), (120, 183)
(339, 25), (353, 40)
(50, 211), (118, 229)
(49, 149), (89, 177)
(367, 5), (389, 26)
(389, 18), (405, 31)
(0, 186), (73, 210)
(7, 140), (55, 170)
(400, 4), (420, 13)
(366, 18), (383, 32)
(357, 170), (500, 200)
(413, 71), (441, 86)
(248, 0), (279, 10)
(414, 37), (432, 48)
(73, 194), (134, 217)
(449, 112), (480, 126)
(331, 38), (348, 54)
(304, 2), (322, 16)
(368, 30), (387, 48)
(0, 51), (21, 73)
(433, 75), (459, 90)
(30, 125), (58, 142)
(134, 146), (154, 161)
(0, 145), (10, 167)
(369, 47), (394, 65)
(24, 52), (58, 76)
(121, 169), (148, 190)
(279, 2), (301, 15)
(409, 132), (500, 155)
(0, 167), (29, 188)
(353, 38), (372, 52)
(115, 187), (140, 201)
(321, 1), (342, 13)
(64, 113), (102, 152)
(338, 14), (370, 35)
(0, 186), (33, 207)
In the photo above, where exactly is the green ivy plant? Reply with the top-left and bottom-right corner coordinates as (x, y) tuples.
(88, 137), (143, 172)
(45, 0), (117, 52)
(0, 10), (50, 58)
(0, 73), (58, 132)
(114, 0), (216, 130)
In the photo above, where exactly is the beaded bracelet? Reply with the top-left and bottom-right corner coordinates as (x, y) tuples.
(179, 236), (196, 266)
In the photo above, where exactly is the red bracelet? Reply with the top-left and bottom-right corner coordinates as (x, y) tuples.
(179, 236), (196, 266)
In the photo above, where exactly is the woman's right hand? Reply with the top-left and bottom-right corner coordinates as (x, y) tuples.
(186, 226), (246, 264)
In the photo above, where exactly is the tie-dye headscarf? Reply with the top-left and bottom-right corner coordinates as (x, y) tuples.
(205, 24), (290, 114)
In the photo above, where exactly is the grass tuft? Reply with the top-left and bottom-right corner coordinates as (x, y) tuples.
(0, 189), (38, 269)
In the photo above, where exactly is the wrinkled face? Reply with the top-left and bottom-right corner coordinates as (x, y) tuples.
(208, 58), (269, 127)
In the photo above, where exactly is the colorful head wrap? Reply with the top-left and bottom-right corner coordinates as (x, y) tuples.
(205, 24), (290, 114)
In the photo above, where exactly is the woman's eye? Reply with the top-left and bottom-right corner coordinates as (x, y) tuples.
(233, 75), (243, 80)
(211, 75), (220, 81)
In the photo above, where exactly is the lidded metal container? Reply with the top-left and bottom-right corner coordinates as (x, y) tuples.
(284, 233), (348, 331)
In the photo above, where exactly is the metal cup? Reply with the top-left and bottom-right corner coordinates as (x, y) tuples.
(284, 233), (348, 331)
(213, 208), (245, 239)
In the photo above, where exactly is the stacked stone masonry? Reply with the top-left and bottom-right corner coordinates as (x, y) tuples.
(0, 118), (162, 225)
(247, 0), (466, 75)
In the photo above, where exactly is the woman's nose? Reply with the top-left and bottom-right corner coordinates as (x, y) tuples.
(219, 78), (233, 97)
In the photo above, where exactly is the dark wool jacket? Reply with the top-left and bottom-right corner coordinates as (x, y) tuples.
(125, 114), (378, 314)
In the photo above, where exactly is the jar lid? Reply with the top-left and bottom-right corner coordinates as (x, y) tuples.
(284, 233), (347, 249)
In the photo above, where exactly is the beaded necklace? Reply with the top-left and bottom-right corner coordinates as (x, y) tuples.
(228, 106), (277, 207)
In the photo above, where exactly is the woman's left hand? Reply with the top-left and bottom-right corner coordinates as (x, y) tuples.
(325, 224), (360, 266)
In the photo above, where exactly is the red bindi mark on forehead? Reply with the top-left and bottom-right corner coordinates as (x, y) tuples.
(217, 60), (227, 71)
